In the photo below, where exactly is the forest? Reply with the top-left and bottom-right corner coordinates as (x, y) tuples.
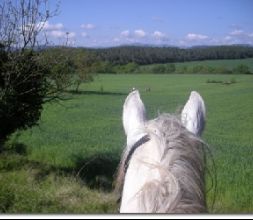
(40, 44), (253, 75)
(86, 45), (253, 65)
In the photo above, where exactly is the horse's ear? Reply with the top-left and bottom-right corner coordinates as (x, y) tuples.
(123, 90), (147, 136)
(181, 91), (206, 136)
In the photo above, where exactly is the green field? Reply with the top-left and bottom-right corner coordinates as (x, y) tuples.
(174, 58), (253, 71)
(137, 58), (253, 74)
(1, 73), (253, 213)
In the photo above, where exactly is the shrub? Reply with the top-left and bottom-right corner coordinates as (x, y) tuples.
(206, 79), (223, 84)
(124, 62), (139, 73)
(175, 65), (188, 74)
(94, 61), (116, 74)
(165, 63), (176, 73)
(0, 50), (49, 144)
(152, 64), (166, 74)
(232, 64), (251, 74)
(0, 0), (60, 146)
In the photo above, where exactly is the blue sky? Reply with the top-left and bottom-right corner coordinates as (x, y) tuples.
(44, 0), (253, 47)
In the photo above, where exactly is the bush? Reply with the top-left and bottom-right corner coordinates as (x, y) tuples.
(215, 66), (232, 74)
(232, 64), (251, 74)
(94, 61), (116, 74)
(0, 0), (63, 146)
(175, 65), (188, 74)
(0, 50), (49, 143)
(190, 65), (204, 73)
(123, 62), (139, 73)
(206, 78), (237, 85)
(152, 64), (166, 74)
(165, 63), (176, 73)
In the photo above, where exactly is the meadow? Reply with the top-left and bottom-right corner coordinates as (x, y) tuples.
(174, 58), (253, 71)
(1, 72), (253, 213)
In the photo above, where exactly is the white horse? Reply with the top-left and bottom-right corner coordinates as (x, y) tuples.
(115, 90), (207, 213)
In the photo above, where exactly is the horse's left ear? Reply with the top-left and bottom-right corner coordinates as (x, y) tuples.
(123, 90), (147, 137)
(181, 91), (206, 136)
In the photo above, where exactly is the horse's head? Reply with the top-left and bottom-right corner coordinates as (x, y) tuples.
(123, 90), (206, 148)
(117, 90), (208, 213)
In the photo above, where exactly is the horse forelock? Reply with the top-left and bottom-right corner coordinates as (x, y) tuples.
(116, 113), (207, 213)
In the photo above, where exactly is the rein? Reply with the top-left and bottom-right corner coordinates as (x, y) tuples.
(116, 134), (151, 206)
(124, 135), (150, 174)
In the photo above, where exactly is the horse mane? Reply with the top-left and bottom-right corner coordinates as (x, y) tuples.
(115, 113), (208, 213)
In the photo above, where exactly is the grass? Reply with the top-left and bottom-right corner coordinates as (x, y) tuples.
(1, 73), (253, 213)
(141, 58), (253, 74)
(174, 58), (253, 71)
(0, 163), (117, 213)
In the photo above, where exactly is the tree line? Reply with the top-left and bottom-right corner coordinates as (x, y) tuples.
(91, 61), (252, 75)
(41, 45), (253, 75)
(87, 45), (253, 65)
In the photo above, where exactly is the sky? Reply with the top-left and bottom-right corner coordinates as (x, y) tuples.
(43, 0), (253, 47)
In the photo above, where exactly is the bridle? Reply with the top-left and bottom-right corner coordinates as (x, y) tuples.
(124, 134), (150, 174)
(116, 134), (151, 206)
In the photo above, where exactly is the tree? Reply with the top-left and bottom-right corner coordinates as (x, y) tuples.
(72, 49), (94, 92)
(40, 47), (76, 94)
(0, 49), (49, 144)
(0, 0), (59, 146)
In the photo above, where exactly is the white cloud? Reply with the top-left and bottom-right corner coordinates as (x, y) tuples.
(38, 21), (64, 31)
(134, 29), (146, 38)
(81, 23), (95, 30)
(226, 30), (253, 44)
(120, 30), (130, 38)
(230, 29), (244, 36)
(186, 33), (209, 41)
(221, 36), (237, 45)
(21, 21), (64, 33)
(153, 31), (168, 40)
(48, 30), (66, 38)
(48, 30), (76, 39)
(37, 21), (68, 39)
(224, 36), (232, 41)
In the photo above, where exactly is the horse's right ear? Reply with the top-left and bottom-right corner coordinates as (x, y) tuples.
(123, 90), (147, 137)
(181, 91), (206, 136)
